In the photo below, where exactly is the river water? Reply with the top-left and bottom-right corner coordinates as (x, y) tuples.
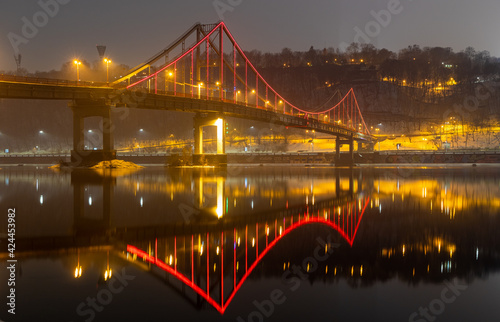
(0, 165), (499, 322)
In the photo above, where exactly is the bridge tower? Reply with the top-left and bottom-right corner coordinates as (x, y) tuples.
(193, 113), (227, 166)
(70, 99), (116, 166)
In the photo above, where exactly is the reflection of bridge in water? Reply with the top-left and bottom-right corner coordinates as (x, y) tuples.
(70, 166), (366, 235)
(126, 195), (369, 314)
(5, 167), (368, 314)
(2, 167), (500, 318)
(10, 167), (367, 250)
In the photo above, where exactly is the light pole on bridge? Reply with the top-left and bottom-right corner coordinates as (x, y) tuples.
(73, 60), (81, 82)
(104, 58), (112, 83)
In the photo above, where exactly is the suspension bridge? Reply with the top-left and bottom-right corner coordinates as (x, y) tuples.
(0, 22), (375, 166)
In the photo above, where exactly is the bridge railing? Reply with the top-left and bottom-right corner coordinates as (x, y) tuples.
(0, 74), (109, 88)
(138, 88), (365, 135)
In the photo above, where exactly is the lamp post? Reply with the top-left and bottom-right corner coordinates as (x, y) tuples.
(104, 58), (112, 83)
(73, 60), (81, 82)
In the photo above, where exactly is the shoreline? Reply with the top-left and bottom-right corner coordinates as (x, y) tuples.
(2, 150), (500, 166)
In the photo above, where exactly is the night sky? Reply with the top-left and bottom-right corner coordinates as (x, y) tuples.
(1, 0), (499, 72)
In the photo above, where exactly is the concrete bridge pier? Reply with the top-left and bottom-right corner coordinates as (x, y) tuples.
(70, 99), (116, 166)
(335, 134), (355, 166)
(193, 113), (227, 166)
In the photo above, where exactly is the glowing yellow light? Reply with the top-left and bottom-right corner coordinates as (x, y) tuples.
(216, 246), (220, 255)
(74, 267), (82, 278)
(104, 269), (112, 281)
(252, 238), (255, 247)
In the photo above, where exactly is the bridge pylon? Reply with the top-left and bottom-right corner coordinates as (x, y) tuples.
(70, 99), (116, 166)
(335, 134), (355, 166)
(193, 113), (227, 166)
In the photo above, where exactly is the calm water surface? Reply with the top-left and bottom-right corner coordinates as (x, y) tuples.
(0, 165), (499, 322)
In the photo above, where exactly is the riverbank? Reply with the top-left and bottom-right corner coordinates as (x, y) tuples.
(1, 150), (500, 165)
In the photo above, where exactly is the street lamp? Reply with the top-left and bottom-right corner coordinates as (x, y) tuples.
(104, 58), (112, 83)
(73, 60), (81, 82)
(235, 90), (241, 103)
(251, 89), (256, 106)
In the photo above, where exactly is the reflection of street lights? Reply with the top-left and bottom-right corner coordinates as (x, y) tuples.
(104, 250), (112, 281)
(74, 249), (82, 278)
(73, 60), (81, 82)
(104, 58), (112, 83)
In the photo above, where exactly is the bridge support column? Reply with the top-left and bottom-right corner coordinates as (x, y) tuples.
(349, 134), (354, 162)
(70, 100), (116, 166)
(193, 113), (227, 166)
(335, 135), (354, 167)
